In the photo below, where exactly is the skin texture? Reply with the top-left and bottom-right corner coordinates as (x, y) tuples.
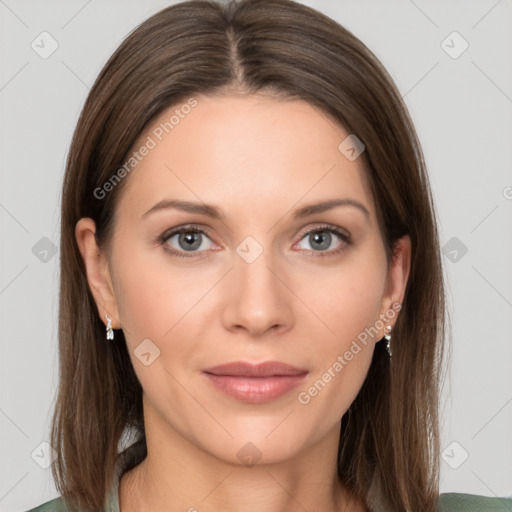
(76, 94), (411, 512)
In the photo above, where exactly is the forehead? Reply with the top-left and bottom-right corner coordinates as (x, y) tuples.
(117, 93), (375, 220)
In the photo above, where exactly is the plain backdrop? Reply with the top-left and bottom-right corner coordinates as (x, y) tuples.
(1, 1), (511, 510)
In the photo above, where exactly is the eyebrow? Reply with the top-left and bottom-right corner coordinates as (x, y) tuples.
(142, 199), (225, 220)
(293, 198), (369, 219)
(142, 198), (370, 220)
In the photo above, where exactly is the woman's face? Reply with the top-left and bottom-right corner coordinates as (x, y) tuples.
(79, 93), (409, 465)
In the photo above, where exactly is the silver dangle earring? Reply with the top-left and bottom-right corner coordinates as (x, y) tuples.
(106, 314), (114, 341)
(383, 325), (392, 358)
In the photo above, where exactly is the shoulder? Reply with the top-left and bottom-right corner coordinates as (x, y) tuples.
(23, 497), (69, 512)
(438, 492), (512, 511)
(23, 487), (120, 512)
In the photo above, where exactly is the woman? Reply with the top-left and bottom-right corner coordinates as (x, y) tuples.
(26, 0), (511, 511)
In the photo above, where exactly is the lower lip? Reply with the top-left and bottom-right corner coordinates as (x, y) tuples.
(203, 373), (308, 403)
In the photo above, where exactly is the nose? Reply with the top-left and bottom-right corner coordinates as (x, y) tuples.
(221, 249), (294, 338)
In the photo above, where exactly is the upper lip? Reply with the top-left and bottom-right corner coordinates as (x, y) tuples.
(202, 361), (308, 377)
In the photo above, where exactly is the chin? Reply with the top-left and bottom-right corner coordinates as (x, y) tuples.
(196, 425), (314, 467)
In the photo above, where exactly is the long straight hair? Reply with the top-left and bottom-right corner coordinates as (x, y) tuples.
(51, 1), (445, 510)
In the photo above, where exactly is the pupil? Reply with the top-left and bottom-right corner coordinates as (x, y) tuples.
(179, 231), (201, 251)
(310, 231), (331, 250)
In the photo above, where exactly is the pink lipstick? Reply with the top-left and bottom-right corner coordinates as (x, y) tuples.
(202, 361), (308, 403)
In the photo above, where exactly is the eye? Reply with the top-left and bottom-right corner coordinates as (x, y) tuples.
(295, 225), (350, 255)
(161, 226), (216, 257)
(159, 224), (350, 258)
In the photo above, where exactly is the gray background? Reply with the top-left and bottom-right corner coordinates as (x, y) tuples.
(1, 0), (511, 510)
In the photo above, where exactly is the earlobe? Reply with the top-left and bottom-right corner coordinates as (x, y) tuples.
(75, 218), (121, 329)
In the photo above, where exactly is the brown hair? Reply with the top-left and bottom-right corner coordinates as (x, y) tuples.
(51, 0), (445, 510)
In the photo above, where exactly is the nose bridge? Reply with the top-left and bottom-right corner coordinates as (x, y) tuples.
(221, 241), (294, 336)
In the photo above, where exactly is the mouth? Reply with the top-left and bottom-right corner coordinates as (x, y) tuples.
(202, 361), (309, 403)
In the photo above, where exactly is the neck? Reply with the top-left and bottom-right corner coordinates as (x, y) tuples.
(119, 412), (365, 512)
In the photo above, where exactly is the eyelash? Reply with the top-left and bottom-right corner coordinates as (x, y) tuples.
(159, 223), (351, 259)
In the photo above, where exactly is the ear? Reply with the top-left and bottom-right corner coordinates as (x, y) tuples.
(75, 218), (121, 330)
(378, 235), (411, 330)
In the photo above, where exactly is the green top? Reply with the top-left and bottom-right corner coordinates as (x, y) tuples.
(24, 441), (512, 511)
(438, 493), (512, 511)
(25, 492), (512, 512)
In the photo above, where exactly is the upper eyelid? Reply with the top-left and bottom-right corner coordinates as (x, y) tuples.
(161, 224), (216, 242)
(297, 223), (350, 239)
(161, 223), (350, 249)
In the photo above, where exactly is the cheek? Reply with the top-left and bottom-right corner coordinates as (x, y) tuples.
(292, 247), (386, 417)
(110, 239), (217, 343)
(299, 247), (387, 350)
(110, 247), (214, 408)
